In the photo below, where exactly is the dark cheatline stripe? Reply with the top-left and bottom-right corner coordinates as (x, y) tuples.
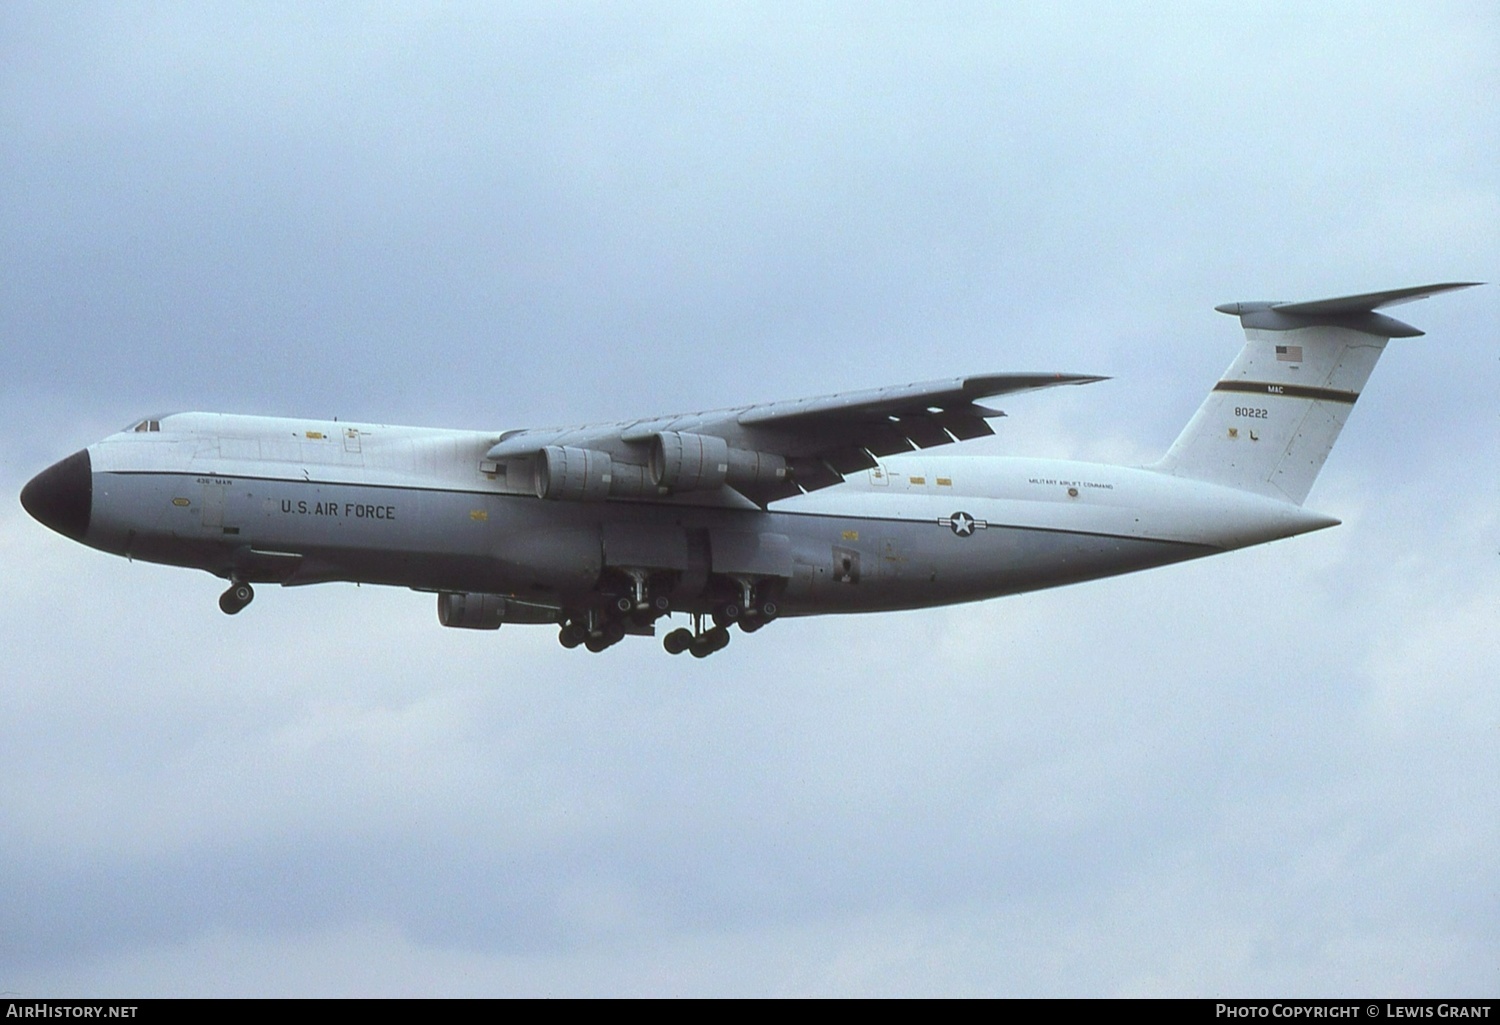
(1214, 380), (1359, 404)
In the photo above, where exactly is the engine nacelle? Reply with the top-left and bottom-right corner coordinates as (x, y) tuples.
(650, 432), (788, 492)
(533, 446), (657, 500)
(437, 592), (505, 630)
(534, 445), (611, 501)
(723, 445), (790, 491)
(651, 432), (728, 490)
(437, 592), (562, 629)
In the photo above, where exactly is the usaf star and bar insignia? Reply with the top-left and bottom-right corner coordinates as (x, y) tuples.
(939, 511), (988, 537)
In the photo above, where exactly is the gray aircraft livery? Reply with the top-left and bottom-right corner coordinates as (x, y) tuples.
(21, 283), (1477, 657)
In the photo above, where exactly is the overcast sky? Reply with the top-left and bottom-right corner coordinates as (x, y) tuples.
(2, 1), (1497, 997)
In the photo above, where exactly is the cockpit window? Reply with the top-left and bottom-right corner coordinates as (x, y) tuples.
(128, 419), (162, 433)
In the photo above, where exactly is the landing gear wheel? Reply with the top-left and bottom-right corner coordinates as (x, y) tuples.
(584, 634), (610, 653)
(737, 599), (778, 632)
(712, 603), (741, 628)
(689, 625), (731, 658)
(218, 582), (254, 615)
(558, 624), (584, 649)
(663, 627), (694, 655)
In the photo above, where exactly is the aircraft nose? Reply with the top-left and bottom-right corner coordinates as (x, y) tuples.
(20, 449), (93, 541)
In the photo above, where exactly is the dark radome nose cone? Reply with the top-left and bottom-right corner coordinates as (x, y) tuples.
(21, 449), (92, 541)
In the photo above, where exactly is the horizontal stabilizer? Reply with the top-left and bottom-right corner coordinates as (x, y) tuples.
(1215, 282), (1481, 338)
(1269, 282), (1481, 315)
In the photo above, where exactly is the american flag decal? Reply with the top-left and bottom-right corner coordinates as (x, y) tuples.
(1276, 345), (1303, 363)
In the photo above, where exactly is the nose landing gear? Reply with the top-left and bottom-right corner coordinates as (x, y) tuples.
(218, 580), (254, 615)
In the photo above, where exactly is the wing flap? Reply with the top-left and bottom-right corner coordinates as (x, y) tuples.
(931, 409), (996, 441)
(822, 447), (880, 475)
(893, 415), (953, 449)
(859, 423), (918, 457)
(787, 456), (842, 492)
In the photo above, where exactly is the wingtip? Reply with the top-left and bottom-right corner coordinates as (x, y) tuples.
(958, 372), (1109, 397)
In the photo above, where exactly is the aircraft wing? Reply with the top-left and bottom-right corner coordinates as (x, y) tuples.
(485, 372), (1105, 506)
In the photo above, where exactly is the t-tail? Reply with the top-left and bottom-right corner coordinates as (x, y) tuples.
(1152, 282), (1479, 505)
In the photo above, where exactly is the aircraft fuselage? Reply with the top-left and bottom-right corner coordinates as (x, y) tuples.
(39, 412), (1335, 623)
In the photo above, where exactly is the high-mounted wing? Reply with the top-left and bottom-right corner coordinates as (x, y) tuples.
(485, 372), (1105, 507)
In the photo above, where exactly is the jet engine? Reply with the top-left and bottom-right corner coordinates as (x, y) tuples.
(533, 446), (655, 501)
(437, 592), (562, 629)
(534, 446), (611, 501)
(649, 432), (787, 492)
(437, 591), (506, 629)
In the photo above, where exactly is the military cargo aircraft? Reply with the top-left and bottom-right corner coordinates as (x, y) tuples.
(21, 283), (1477, 656)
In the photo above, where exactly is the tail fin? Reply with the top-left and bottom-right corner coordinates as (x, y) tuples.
(1153, 282), (1479, 505)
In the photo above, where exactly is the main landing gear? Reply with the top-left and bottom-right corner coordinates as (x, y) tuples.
(557, 571), (782, 656)
(556, 568), (681, 653)
(661, 580), (780, 658)
(218, 580), (254, 615)
(618, 568), (672, 619)
(557, 578), (658, 653)
(557, 610), (627, 653)
(709, 577), (779, 634)
(662, 619), (731, 659)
